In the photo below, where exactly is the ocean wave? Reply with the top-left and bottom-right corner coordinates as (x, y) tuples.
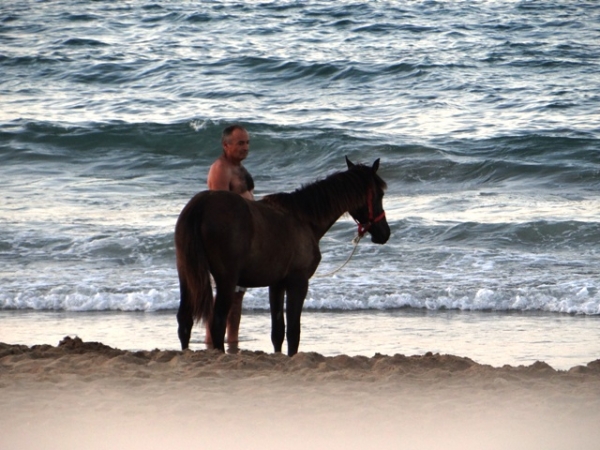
(2, 281), (599, 316)
(61, 37), (108, 47)
(3, 218), (599, 266)
(303, 286), (600, 315)
(381, 134), (600, 189)
(0, 286), (178, 312)
(424, 220), (600, 249)
(0, 119), (215, 161)
(233, 56), (341, 81)
(2, 119), (600, 193)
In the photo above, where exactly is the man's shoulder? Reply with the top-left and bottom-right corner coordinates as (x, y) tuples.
(209, 156), (231, 174)
(212, 155), (238, 169)
(207, 156), (235, 190)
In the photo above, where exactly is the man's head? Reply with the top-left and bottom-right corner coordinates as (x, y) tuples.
(222, 125), (250, 163)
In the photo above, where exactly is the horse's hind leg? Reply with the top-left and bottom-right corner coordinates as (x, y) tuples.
(210, 280), (236, 352)
(269, 282), (285, 353)
(285, 277), (309, 356)
(176, 276), (194, 350)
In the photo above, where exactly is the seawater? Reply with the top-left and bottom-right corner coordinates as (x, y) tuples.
(2, 1), (600, 329)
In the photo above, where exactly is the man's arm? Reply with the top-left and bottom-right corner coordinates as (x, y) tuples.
(207, 159), (231, 191)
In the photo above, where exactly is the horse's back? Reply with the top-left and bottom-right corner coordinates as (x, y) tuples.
(177, 190), (254, 272)
(177, 190), (251, 231)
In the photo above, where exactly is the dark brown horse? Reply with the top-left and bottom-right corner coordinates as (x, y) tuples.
(175, 157), (390, 355)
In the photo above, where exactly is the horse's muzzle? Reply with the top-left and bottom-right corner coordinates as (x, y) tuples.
(370, 222), (391, 244)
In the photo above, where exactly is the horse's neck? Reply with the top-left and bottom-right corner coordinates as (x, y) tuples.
(264, 172), (366, 239)
(310, 185), (357, 237)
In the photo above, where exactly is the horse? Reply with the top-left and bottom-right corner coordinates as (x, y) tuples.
(174, 157), (390, 356)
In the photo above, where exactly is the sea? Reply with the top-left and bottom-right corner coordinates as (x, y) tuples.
(1, 0), (599, 370)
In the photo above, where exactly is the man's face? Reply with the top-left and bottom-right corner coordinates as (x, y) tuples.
(223, 128), (250, 162)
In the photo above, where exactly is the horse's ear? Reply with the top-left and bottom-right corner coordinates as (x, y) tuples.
(345, 156), (355, 169)
(372, 158), (380, 173)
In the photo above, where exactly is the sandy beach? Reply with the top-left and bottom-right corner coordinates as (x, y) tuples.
(2, 336), (600, 450)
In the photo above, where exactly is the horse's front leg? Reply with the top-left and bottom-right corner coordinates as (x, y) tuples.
(210, 281), (236, 352)
(285, 277), (309, 356)
(269, 282), (286, 353)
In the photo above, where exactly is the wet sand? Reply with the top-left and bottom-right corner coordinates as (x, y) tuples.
(2, 337), (600, 450)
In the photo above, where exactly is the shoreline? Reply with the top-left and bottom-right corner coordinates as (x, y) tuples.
(2, 308), (599, 370)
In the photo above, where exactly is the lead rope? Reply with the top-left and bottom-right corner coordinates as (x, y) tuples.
(313, 233), (363, 278)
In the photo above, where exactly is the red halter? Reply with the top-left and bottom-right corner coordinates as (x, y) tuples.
(355, 186), (386, 237)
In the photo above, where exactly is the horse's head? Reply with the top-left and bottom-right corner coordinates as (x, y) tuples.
(346, 157), (391, 244)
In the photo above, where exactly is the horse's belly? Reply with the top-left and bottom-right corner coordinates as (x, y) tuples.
(239, 250), (316, 288)
(238, 260), (291, 288)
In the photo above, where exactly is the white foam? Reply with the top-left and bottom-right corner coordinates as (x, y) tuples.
(2, 274), (600, 316)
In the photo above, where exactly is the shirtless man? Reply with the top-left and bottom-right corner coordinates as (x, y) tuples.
(205, 124), (254, 347)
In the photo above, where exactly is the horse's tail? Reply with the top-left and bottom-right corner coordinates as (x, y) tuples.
(175, 199), (213, 324)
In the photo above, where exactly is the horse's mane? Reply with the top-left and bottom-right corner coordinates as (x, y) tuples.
(262, 164), (387, 221)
